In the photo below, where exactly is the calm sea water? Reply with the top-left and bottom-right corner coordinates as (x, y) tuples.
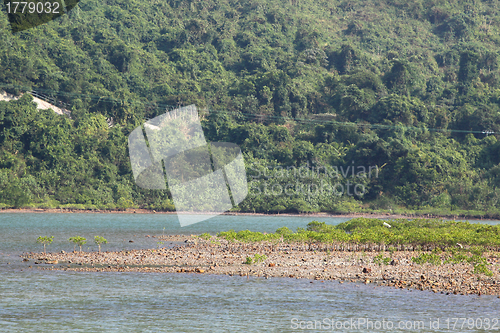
(0, 213), (499, 332)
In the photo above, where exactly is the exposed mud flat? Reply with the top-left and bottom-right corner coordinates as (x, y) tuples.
(22, 235), (500, 297)
(3, 207), (489, 221)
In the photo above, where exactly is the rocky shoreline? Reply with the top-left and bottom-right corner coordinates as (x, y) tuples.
(0, 207), (416, 219)
(2, 207), (497, 221)
(22, 235), (500, 297)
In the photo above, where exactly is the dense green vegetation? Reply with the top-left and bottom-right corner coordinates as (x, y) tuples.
(218, 218), (498, 275)
(4, 0), (78, 33)
(216, 218), (500, 250)
(2, 0), (500, 215)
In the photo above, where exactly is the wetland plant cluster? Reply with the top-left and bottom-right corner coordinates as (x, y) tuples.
(217, 218), (500, 251)
(216, 218), (500, 275)
(244, 254), (268, 265)
(37, 235), (107, 253)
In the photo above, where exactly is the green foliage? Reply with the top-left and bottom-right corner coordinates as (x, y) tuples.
(473, 263), (493, 276)
(217, 229), (281, 242)
(276, 227), (292, 235)
(411, 253), (442, 265)
(218, 218), (500, 249)
(444, 248), (488, 267)
(470, 246), (485, 256)
(94, 236), (107, 252)
(374, 254), (391, 266)
(68, 236), (87, 252)
(2, 0), (500, 214)
(199, 233), (212, 240)
(445, 253), (470, 264)
(253, 254), (267, 264)
(410, 245), (495, 275)
(245, 254), (268, 265)
(210, 239), (221, 246)
(306, 221), (336, 233)
(36, 236), (53, 254)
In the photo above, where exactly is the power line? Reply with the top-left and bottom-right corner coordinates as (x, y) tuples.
(0, 83), (494, 135)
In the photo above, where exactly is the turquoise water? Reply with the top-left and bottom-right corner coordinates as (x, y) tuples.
(0, 213), (495, 254)
(0, 213), (499, 332)
(0, 213), (352, 254)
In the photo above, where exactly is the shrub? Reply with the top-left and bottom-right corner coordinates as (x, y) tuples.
(244, 254), (268, 265)
(94, 236), (107, 252)
(199, 233), (211, 240)
(36, 236), (53, 254)
(69, 236), (87, 252)
(411, 253), (442, 265)
(473, 263), (493, 276)
(374, 254), (391, 265)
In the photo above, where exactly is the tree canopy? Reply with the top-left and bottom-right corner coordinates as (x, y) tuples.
(1, 0), (500, 217)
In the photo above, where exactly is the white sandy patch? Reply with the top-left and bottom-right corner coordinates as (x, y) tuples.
(0, 90), (70, 116)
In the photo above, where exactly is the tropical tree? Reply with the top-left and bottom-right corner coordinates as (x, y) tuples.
(69, 236), (87, 252)
(94, 236), (107, 253)
(36, 236), (54, 254)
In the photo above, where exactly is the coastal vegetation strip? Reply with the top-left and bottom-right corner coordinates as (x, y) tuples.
(23, 218), (500, 296)
(217, 218), (500, 250)
(25, 238), (500, 297)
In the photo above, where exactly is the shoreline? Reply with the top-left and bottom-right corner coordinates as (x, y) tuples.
(1, 207), (498, 221)
(22, 235), (500, 297)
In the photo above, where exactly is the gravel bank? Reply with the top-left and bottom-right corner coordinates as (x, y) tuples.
(22, 235), (500, 297)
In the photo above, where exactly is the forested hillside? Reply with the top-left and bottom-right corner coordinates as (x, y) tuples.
(1, 0), (500, 216)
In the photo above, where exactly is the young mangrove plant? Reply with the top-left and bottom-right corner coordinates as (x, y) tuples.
(94, 236), (107, 253)
(217, 218), (500, 251)
(36, 236), (53, 254)
(409, 246), (494, 276)
(245, 254), (268, 265)
(210, 239), (221, 246)
(473, 263), (493, 276)
(244, 256), (253, 265)
(374, 253), (392, 266)
(69, 236), (87, 252)
(411, 253), (442, 265)
(199, 233), (212, 240)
